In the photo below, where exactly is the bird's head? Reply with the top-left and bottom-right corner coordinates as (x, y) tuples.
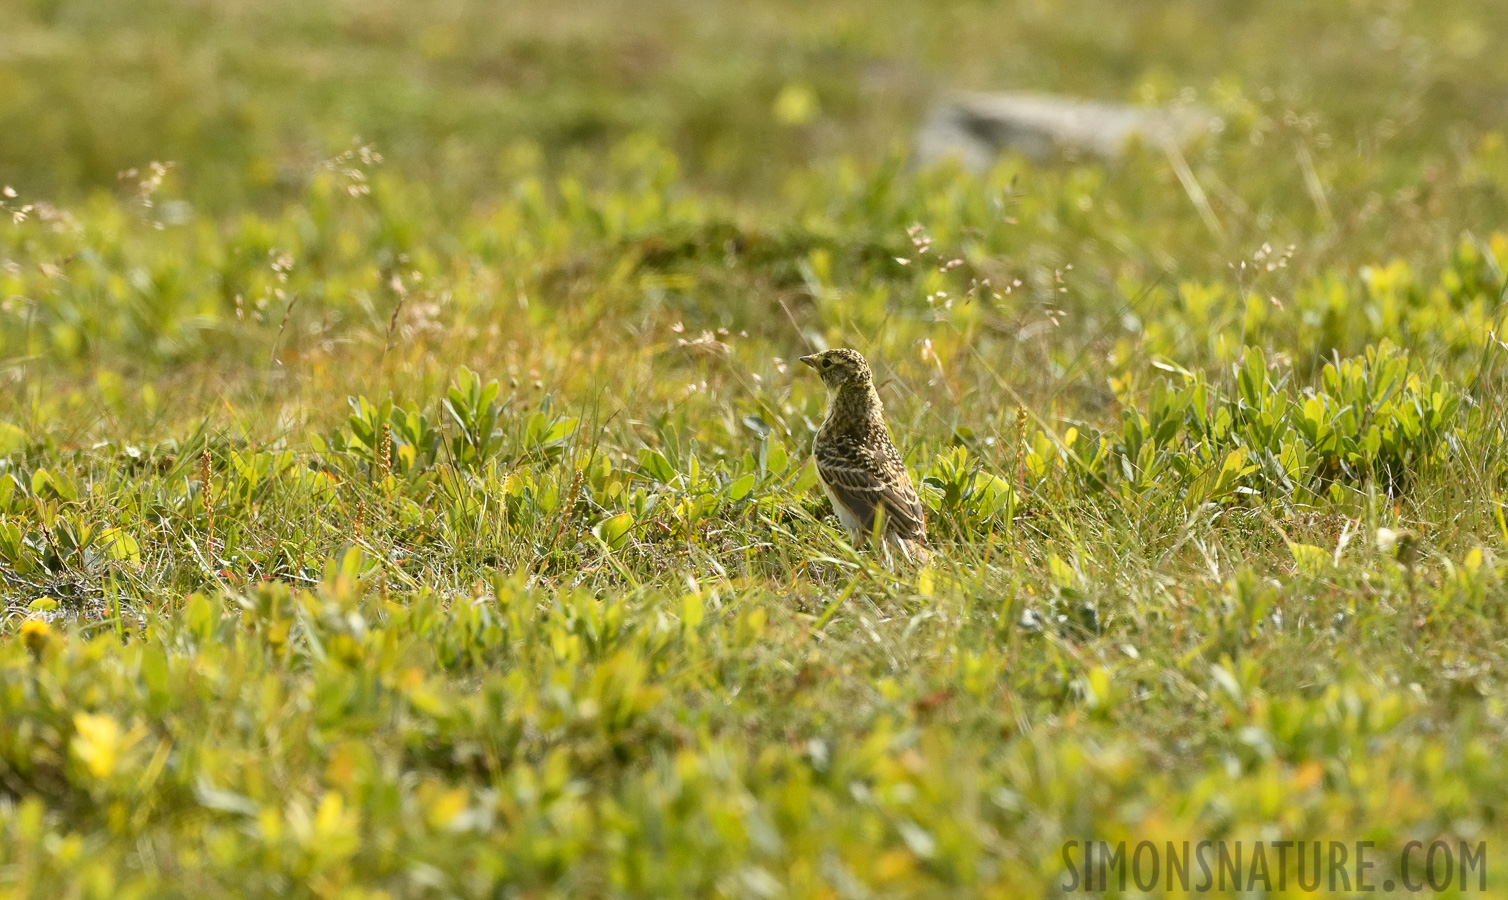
(799, 348), (872, 390)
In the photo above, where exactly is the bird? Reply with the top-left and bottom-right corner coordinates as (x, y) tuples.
(799, 348), (930, 563)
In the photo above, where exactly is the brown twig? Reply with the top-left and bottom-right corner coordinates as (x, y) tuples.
(271, 292), (300, 364)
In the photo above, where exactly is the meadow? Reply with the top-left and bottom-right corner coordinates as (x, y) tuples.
(3, 0), (1508, 896)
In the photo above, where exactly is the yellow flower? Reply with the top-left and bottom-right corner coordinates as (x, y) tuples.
(72, 713), (145, 780)
(20, 617), (51, 658)
(773, 82), (819, 126)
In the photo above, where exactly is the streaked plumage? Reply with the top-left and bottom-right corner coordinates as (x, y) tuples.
(800, 348), (929, 563)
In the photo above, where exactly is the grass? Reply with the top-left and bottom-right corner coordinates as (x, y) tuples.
(4, 0), (1508, 896)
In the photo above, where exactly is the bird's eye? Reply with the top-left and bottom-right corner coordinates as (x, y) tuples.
(821, 359), (833, 369)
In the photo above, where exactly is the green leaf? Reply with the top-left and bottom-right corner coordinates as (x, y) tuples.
(792, 459), (818, 492)
(141, 645), (169, 696)
(725, 472), (756, 502)
(543, 417), (578, 444)
(636, 448), (677, 484)
(194, 781), (260, 817)
(185, 594), (215, 638)
(765, 441), (789, 475)
(742, 414), (771, 438)
(1288, 542), (1331, 574)
(593, 512), (634, 550)
(0, 422), (25, 455)
(1048, 553), (1076, 588)
(98, 527), (141, 563)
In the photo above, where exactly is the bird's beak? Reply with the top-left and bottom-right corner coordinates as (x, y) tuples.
(798, 355), (818, 369)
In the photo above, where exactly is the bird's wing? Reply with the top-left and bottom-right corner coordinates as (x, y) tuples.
(815, 442), (926, 541)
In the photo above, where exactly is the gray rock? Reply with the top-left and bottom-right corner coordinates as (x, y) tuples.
(916, 92), (1213, 170)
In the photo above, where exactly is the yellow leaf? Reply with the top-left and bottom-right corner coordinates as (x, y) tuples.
(1288, 542), (1331, 574)
(681, 591), (704, 629)
(1048, 553), (1076, 588)
(425, 788), (469, 831)
(98, 527), (141, 563)
(1085, 666), (1114, 709)
(1465, 547), (1484, 574)
(874, 848), (915, 881)
(72, 713), (144, 780)
(0, 422), (25, 455)
(773, 82), (819, 125)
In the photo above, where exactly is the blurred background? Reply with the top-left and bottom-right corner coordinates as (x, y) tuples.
(3, 0), (1508, 389)
(3, 0), (1504, 211)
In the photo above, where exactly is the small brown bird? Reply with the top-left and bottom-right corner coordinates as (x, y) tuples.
(800, 348), (930, 563)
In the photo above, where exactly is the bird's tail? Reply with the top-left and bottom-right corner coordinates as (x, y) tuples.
(886, 534), (932, 566)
